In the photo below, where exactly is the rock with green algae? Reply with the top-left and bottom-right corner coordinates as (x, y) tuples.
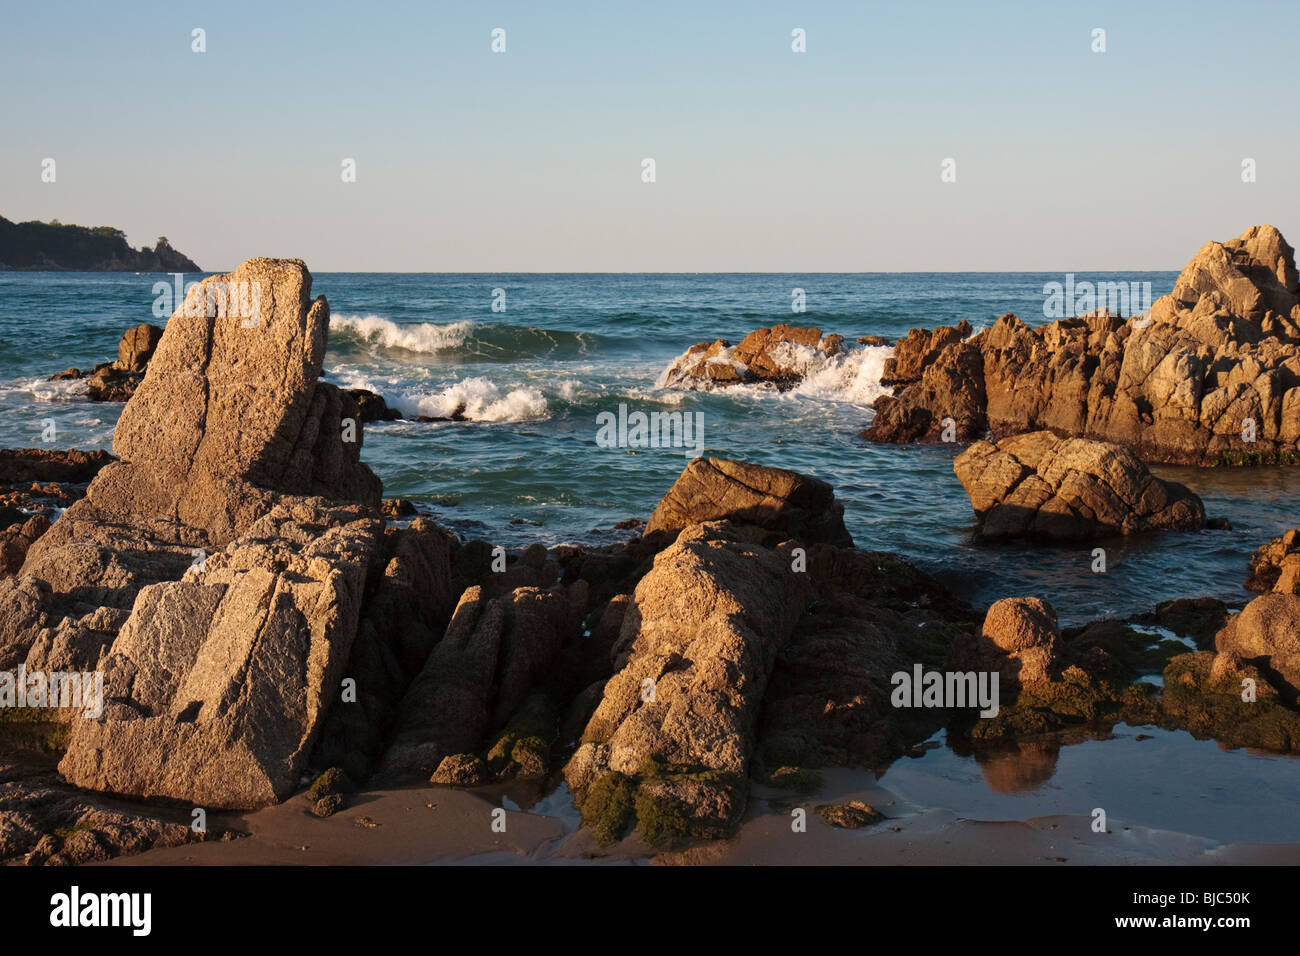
(816, 801), (884, 829)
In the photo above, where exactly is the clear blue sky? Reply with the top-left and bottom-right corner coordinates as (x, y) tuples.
(2, 0), (1296, 271)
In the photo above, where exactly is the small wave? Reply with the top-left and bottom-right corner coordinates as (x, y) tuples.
(331, 313), (611, 362)
(396, 376), (549, 423)
(331, 314), (473, 353)
(657, 341), (894, 406)
(0, 376), (90, 402)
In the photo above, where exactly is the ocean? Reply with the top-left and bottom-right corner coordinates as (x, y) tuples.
(4, 270), (1298, 626)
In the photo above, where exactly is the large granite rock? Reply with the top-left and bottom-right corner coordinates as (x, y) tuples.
(1, 258), (392, 811)
(645, 457), (853, 547)
(953, 431), (1206, 540)
(863, 226), (1300, 465)
(57, 501), (379, 807)
(380, 580), (587, 779)
(19, 259), (380, 621)
(564, 521), (810, 841)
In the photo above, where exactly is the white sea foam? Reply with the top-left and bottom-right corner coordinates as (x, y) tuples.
(331, 314), (473, 353)
(0, 377), (90, 402)
(398, 376), (549, 423)
(657, 341), (894, 406)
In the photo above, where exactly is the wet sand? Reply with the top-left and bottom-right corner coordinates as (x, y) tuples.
(102, 766), (1300, 867)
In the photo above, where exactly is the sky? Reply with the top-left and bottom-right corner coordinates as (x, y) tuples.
(1, 0), (1297, 272)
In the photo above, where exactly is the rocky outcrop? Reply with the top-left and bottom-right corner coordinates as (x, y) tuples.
(58, 501), (378, 807)
(658, 324), (845, 390)
(381, 580), (587, 779)
(1246, 528), (1300, 593)
(953, 431), (1206, 540)
(24, 258), (381, 612)
(565, 521), (810, 842)
(1214, 594), (1300, 702)
(645, 457), (852, 547)
(49, 324), (167, 402)
(1, 258), (389, 810)
(864, 226), (1300, 466)
(0, 448), (115, 485)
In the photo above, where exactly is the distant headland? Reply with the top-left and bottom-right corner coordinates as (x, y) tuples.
(0, 215), (200, 271)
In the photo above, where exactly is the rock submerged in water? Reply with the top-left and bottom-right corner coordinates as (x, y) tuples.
(645, 456), (853, 547)
(1245, 527), (1300, 594)
(863, 225), (1300, 466)
(658, 323), (847, 390)
(48, 323), (164, 402)
(953, 431), (1206, 541)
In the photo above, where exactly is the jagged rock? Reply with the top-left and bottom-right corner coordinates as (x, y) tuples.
(116, 323), (163, 373)
(645, 457), (852, 547)
(430, 753), (490, 786)
(381, 580), (586, 779)
(13, 259), (382, 662)
(953, 432), (1206, 540)
(346, 388), (401, 423)
(1246, 528), (1300, 593)
(57, 501), (380, 808)
(757, 544), (978, 771)
(45, 324), (165, 401)
(0, 515), (49, 576)
(658, 324), (842, 390)
(881, 321), (973, 386)
(863, 226), (1300, 465)
(0, 448), (115, 485)
(311, 519), (459, 781)
(1214, 593), (1300, 701)
(565, 521), (810, 841)
(0, 770), (199, 865)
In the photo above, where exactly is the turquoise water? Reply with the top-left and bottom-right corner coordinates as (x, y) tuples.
(3, 270), (1297, 625)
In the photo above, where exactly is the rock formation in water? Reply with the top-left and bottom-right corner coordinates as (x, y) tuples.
(865, 225), (1300, 465)
(49, 324), (165, 402)
(645, 456), (853, 547)
(953, 431), (1206, 540)
(658, 324), (847, 390)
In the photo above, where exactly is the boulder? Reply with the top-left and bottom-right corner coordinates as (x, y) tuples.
(0, 514), (50, 577)
(115, 323), (163, 373)
(645, 457), (853, 547)
(57, 501), (380, 808)
(1214, 593), (1300, 701)
(971, 597), (1062, 687)
(953, 431), (1206, 540)
(565, 521), (810, 840)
